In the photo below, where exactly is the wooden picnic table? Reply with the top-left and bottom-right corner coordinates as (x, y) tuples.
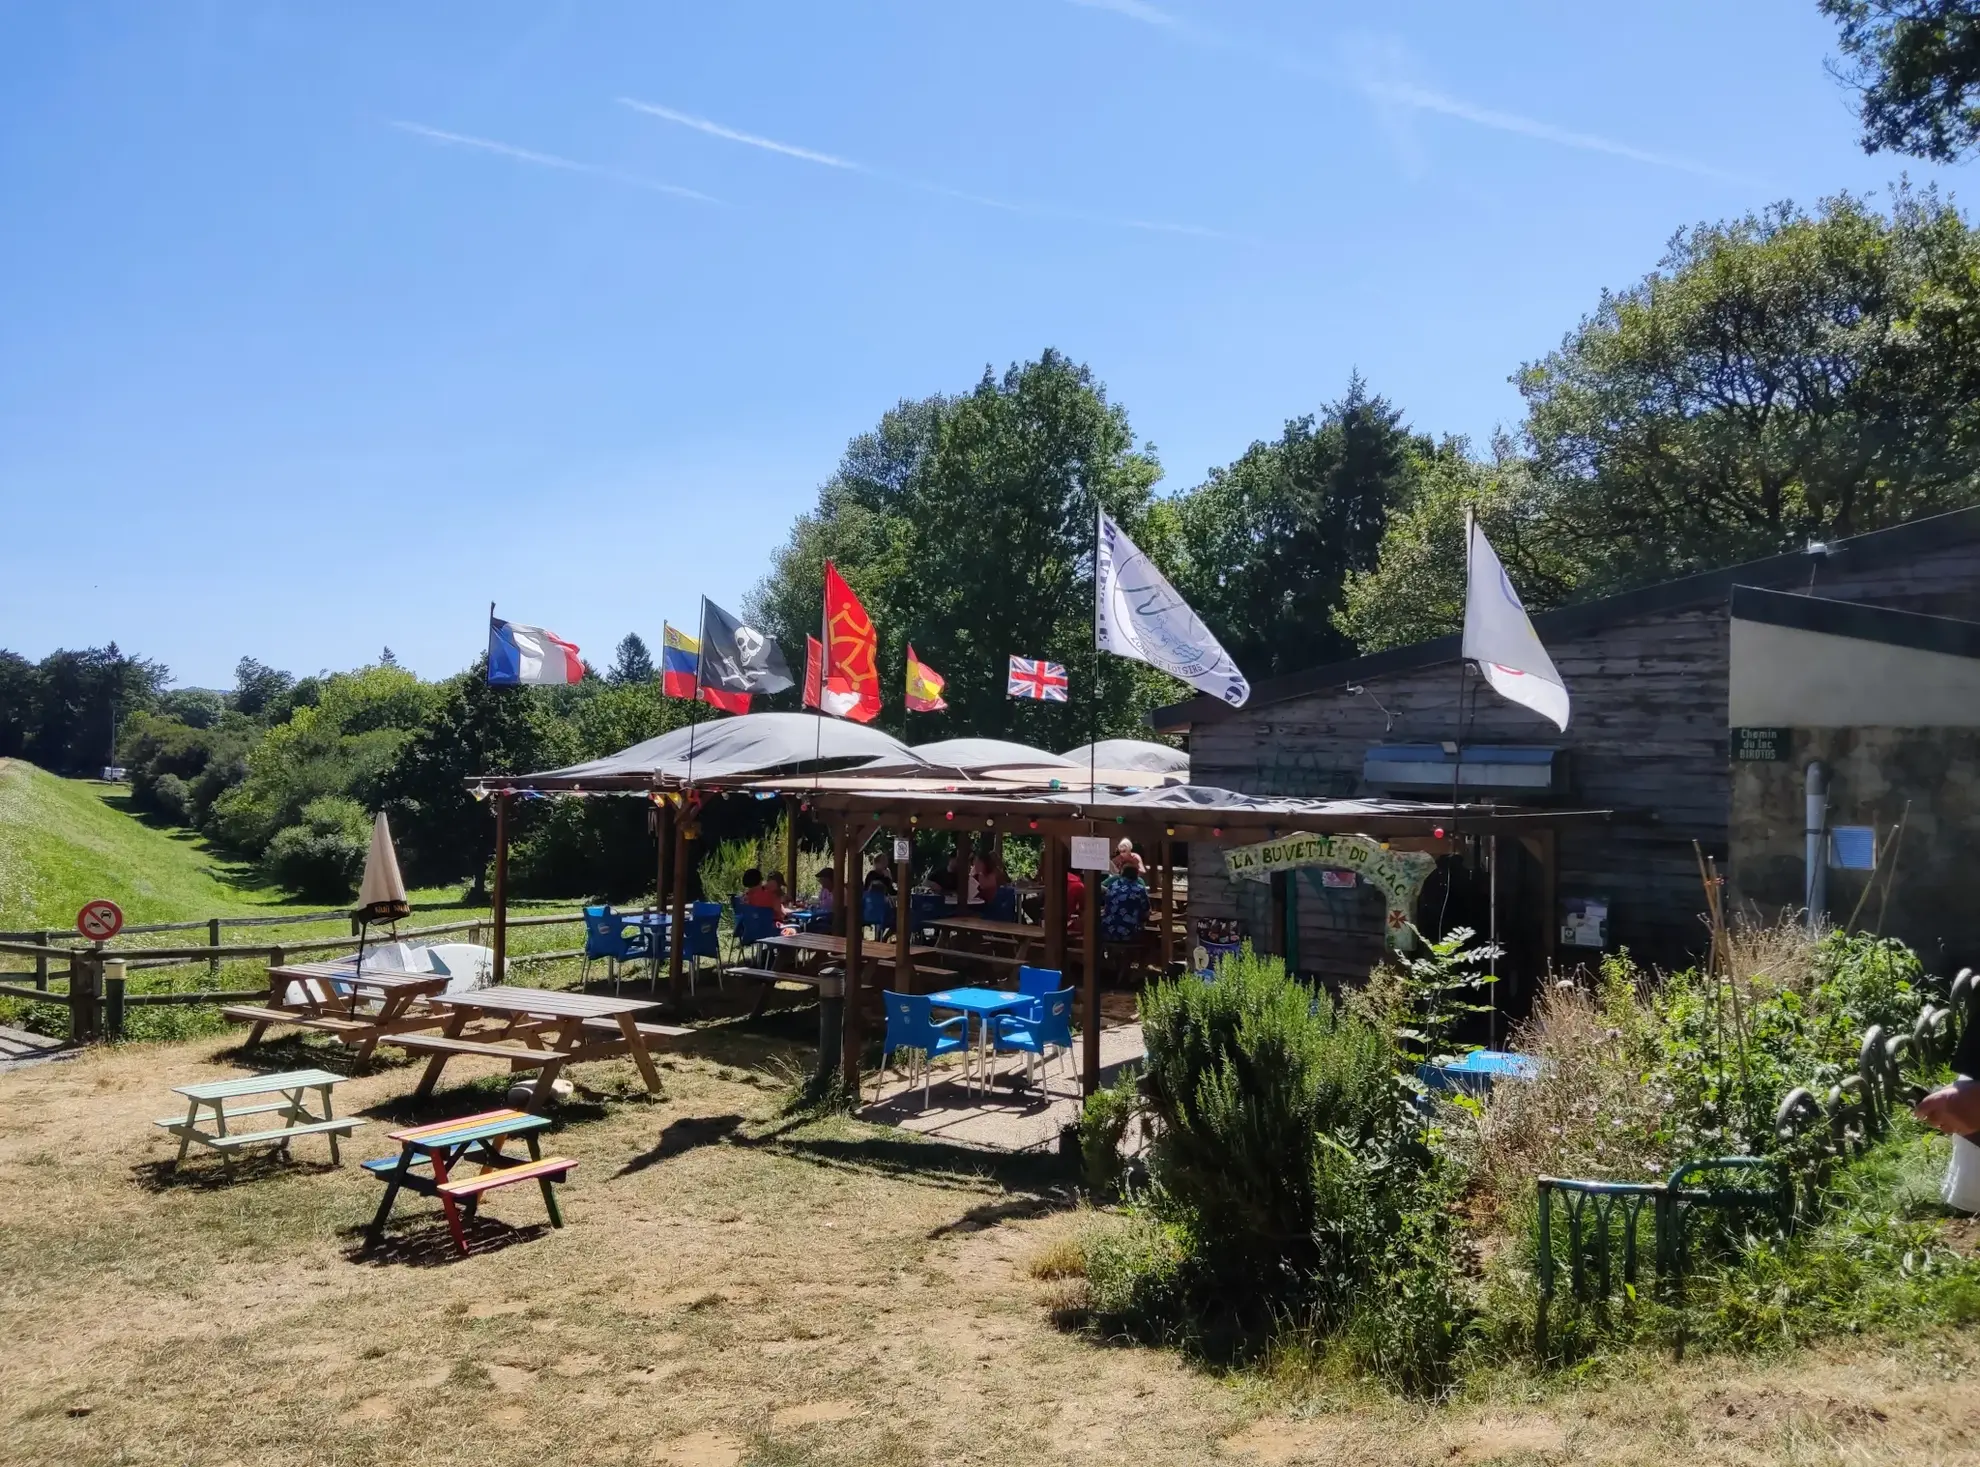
(225, 961), (450, 1063)
(155, 1067), (365, 1166)
(380, 986), (688, 1107)
(362, 1107), (572, 1254)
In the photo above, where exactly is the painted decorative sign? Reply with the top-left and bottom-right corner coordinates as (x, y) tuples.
(1224, 833), (1435, 949)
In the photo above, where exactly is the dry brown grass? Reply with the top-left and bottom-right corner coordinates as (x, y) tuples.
(2, 1022), (1977, 1467)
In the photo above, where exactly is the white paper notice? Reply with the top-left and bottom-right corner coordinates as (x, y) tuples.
(1070, 836), (1111, 871)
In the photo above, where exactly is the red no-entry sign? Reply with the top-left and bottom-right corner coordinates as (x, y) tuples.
(76, 899), (124, 942)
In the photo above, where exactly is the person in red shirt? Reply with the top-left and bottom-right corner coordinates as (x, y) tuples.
(741, 868), (788, 922)
(1065, 868), (1086, 929)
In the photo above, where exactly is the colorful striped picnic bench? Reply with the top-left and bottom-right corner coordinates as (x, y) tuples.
(362, 1108), (574, 1256)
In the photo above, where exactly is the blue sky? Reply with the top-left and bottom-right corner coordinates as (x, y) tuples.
(0, 0), (1960, 688)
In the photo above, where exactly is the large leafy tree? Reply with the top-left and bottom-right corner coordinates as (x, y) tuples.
(607, 634), (656, 686)
(21, 644), (169, 775)
(1169, 378), (1426, 678)
(1517, 189), (1980, 597)
(750, 350), (1172, 746)
(1334, 446), (1578, 652)
(1823, 0), (1980, 160)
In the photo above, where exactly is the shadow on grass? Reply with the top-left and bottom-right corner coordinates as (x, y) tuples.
(344, 1216), (553, 1268)
(130, 1150), (345, 1193)
(615, 1113), (749, 1177)
(216, 1034), (416, 1079)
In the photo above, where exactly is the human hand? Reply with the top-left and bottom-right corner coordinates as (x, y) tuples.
(1915, 1079), (1980, 1135)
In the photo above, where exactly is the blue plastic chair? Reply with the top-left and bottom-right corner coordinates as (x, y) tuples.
(983, 885), (1019, 923)
(875, 990), (973, 1109)
(909, 891), (947, 937)
(993, 986), (1077, 1089)
(862, 889), (895, 940)
(581, 906), (651, 989)
(731, 902), (780, 964)
(1017, 965), (1063, 998)
(679, 901), (724, 994)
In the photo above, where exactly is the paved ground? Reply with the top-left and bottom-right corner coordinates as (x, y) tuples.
(0, 1023), (68, 1071)
(857, 1016), (1144, 1151)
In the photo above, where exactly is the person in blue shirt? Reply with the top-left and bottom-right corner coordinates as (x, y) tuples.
(1099, 854), (1151, 943)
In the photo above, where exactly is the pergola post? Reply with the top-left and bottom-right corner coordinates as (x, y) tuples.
(953, 830), (972, 904)
(894, 831), (913, 994)
(783, 794), (800, 899)
(1041, 833), (1065, 974)
(1080, 843), (1101, 1095)
(841, 850), (863, 1089)
(1158, 836), (1174, 973)
(491, 793), (510, 984)
(668, 798), (689, 1010)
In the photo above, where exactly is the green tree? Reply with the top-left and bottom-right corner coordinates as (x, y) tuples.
(1334, 445), (1577, 651)
(1518, 189), (1980, 597)
(25, 644), (168, 775)
(1170, 378), (1426, 678)
(607, 633), (656, 686)
(1823, 0), (1980, 160)
(750, 351), (1173, 744)
(231, 657), (294, 720)
(376, 660), (576, 892)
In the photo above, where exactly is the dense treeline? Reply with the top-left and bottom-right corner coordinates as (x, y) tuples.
(9, 185), (1980, 901)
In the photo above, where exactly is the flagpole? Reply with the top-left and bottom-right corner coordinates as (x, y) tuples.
(1088, 507), (1101, 805)
(687, 597), (705, 794)
(1445, 512), (1473, 938)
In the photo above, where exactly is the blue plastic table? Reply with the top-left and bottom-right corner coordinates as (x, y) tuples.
(1418, 1048), (1542, 1098)
(927, 986), (1032, 1093)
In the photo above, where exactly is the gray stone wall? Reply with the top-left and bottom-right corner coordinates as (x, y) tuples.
(1729, 727), (1980, 976)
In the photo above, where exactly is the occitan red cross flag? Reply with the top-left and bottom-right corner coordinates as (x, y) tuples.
(904, 645), (947, 713)
(821, 562), (882, 724)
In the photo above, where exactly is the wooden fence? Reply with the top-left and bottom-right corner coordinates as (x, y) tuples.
(0, 910), (589, 1042)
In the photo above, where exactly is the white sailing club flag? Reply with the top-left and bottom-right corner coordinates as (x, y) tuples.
(1462, 511), (1569, 730)
(1095, 507), (1250, 707)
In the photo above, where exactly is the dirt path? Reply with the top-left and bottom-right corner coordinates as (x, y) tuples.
(0, 1033), (1973, 1466)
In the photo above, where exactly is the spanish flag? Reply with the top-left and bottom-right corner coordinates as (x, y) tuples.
(905, 644), (948, 713)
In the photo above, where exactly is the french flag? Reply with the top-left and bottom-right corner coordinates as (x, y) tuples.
(488, 617), (583, 686)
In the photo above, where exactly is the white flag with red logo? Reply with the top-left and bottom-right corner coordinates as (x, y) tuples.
(1461, 511), (1569, 731)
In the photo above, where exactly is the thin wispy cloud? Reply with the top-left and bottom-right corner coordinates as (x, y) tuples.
(619, 97), (1229, 239)
(390, 121), (719, 202)
(1066, 0), (1177, 27)
(1066, 2), (1744, 185)
(617, 99), (859, 170)
(1354, 75), (1751, 185)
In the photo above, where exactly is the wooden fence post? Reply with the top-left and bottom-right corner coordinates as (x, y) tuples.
(34, 931), (49, 991)
(103, 959), (126, 1041)
(208, 918), (222, 977)
(70, 953), (101, 1043)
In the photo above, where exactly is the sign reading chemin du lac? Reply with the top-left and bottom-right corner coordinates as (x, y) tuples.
(1224, 832), (1437, 951)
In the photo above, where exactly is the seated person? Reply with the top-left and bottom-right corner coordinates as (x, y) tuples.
(741, 868), (788, 922)
(1099, 855), (1150, 943)
(1065, 869), (1086, 929)
(864, 852), (897, 897)
(971, 853), (1007, 904)
(1110, 837), (1136, 875)
(813, 867), (837, 917)
(925, 864), (959, 899)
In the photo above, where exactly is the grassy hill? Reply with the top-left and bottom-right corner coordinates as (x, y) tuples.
(0, 759), (301, 931)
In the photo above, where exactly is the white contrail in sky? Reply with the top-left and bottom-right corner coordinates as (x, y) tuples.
(618, 99), (860, 170)
(618, 97), (1230, 238)
(1063, 0), (1744, 184)
(390, 120), (720, 202)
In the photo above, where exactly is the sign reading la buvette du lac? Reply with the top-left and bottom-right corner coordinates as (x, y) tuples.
(1224, 832), (1437, 950)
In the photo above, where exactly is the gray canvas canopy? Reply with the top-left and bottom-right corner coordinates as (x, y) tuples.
(871, 738), (1073, 776)
(486, 711), (925, 792)
(1059, 739), (1188, 779)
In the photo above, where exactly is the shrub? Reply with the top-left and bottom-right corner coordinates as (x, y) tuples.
(263, 796), (368, 900)
(150, 772), (194, 825)
(1139, 946), (1399, 1283)
(1389, 925), (1500, 1067)
(1077, 1066), (1140, 1197)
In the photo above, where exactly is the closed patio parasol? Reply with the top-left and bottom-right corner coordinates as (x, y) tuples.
(352, 812), (411, 976)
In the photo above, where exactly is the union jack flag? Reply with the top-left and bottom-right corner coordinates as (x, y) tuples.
(1007, 656), (1068, 702)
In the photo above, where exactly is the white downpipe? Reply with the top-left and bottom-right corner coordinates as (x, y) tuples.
(1804, 761), (1828, 932)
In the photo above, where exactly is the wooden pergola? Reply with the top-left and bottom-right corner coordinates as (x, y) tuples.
(473, 734), (1613, 1096)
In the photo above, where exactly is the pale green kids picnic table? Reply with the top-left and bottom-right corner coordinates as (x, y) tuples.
(155, 1068), (365, 1166)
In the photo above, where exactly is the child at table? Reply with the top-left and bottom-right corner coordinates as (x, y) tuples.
(813, 867), (837, 918)
(741, 869), (789, 922)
